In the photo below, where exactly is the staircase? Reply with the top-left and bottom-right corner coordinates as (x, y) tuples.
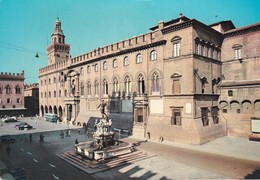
(60, 149), (155, 174)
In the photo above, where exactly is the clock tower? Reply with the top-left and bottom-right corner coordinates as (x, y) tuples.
(47, 18), (70, 65)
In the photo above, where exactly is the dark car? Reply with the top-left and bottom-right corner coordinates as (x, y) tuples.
(0, 135), (15, 143)
(3, 117), (18, 123)
(15, 122), (33, 130)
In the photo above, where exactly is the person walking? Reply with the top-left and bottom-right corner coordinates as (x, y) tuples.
(29, 134), (32, 142)
(75, 139), (79, 144)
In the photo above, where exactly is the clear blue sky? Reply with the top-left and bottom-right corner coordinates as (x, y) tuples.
(0, 0), (259, 84)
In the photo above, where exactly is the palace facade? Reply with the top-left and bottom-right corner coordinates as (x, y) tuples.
(39, 15), (260, 144)
(0, 71), (26, 117)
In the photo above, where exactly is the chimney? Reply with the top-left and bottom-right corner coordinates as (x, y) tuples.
(158, 20), (164, 30)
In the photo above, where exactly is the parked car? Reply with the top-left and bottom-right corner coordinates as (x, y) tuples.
(3, 116), (18, 123)
(0, 135), (15, 143)
(15, 122), (33, 130)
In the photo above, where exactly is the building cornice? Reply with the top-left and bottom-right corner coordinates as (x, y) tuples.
(161, 19), (223, 37)
(219, 80), (260, 87)
(223, 23), (260, 38)
(68, 40), (167, 69)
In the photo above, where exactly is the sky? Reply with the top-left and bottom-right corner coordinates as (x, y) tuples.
(0, 0), (259, 84)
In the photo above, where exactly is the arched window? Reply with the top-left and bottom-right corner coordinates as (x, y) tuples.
(103, 79), (108, 95)
(15, 85), (21, 94)
(124, 56), (129, 66)
(113, 77), (119, 93)
(59, 90), (61, 97)
(124, 76), (131, 94)
(80, 67), (84, 75)
(137, 74), (145, 94)
(6, 85), (12, 94)
(87, 65), (91, 74)
(113, 59), (118, 68)
(53, 77), (56, 83)
(136, 53), (142, 64)
(17, 98), (20, 103)
(103, 61), (108, 70)
(152, 72), (159, 92)
(87, 81), (91, 96)
(49, 91), (51, 98)
(94, 80), (99, 95)
(54, 91), (56, 97)
(150, 50), (157, 61)
(81, 82), (85, 96)
(95, 64), (98, 72)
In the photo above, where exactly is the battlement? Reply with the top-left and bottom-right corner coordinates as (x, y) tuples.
(70, 31), (156, 66)
(0, 70), (25, 79)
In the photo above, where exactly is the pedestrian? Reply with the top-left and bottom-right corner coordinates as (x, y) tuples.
(77, 128), (80, 134)
(75, 139), (78, 144)
(60, 131), (64, 139)
(29, 134), (32, 142)
(147, 132), (150, 140)
(6, 145), (11, 157)
(39, 133), (44, 142)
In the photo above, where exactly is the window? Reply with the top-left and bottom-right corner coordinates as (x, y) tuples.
(80, 67), (84, 75)
(113, 59), (118, 68)
(87, 65), (91, 74)
(54, 91), (56, 97)
(172, 36), (181, 57)
(233, 44), (242, 60)
(124, 76), (131, 94)
(103, 61), (108, 70)
(7, 98), (11, 103)
(228, 90), (233, 97)
(49, 91), (51, 98)
(81, 82), (84, 96)
(17, 98), (20, 103)
(59, 90), (61, 97)
(172, 80), (180, 94)
(201, 107), (209, 126)
(95, 64), (98, 72)
(195, 43), (199, 54)
(171, 109), (182, 126)
(137, 74), (145, 94)
(87, 81), (91, 96)
(200, 45), (204, 56)
(103, 79), (108, 95)
(211, 106), (219, 124)
(150, 50), (157, 61)
(171, 73), (181, 94)
(44, 92), (46, 98)
(6, 85), (12, 94)
(54, 77), (56, 83)
(152, 72), (159, 92)
(64, 90), (67, 97)
(136, 53), (142, 64)
(124, 56), (129, 66)
(49, 78), (51, 84)
(94, 80), (99, 95)
(113, 78), (119, 93)
(41, 92), (43, 98)
(15, 85), (21, 94)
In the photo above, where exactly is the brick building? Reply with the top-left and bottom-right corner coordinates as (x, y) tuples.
(0, 71), (26, 117)
(39, 15), (260, 144)
(24, 83), (39, 117)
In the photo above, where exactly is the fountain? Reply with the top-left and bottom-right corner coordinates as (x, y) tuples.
(75, 117), (134, 160)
